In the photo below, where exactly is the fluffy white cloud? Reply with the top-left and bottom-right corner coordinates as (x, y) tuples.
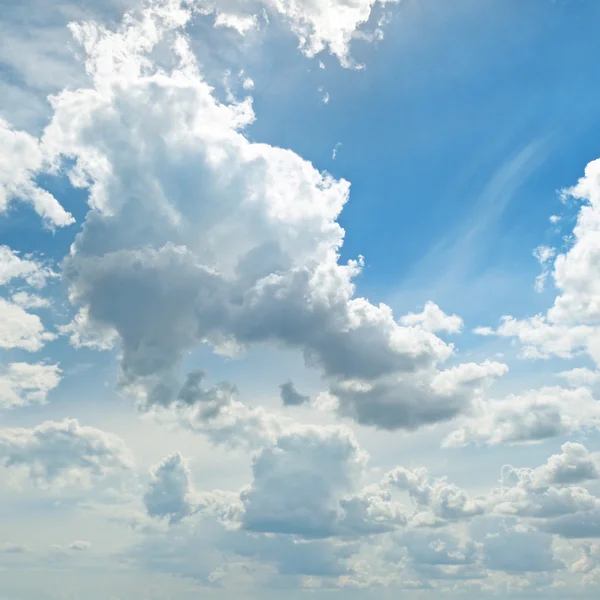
(0, 419), (134, 487)
(0, 297), (56, 351)
(0, 362), (62, 409)
(557, 367), (600, 387)
(386, 466), (485, 525)
(201, 0), (398, 66)
(400, 301), (463, 334)
(0, 119), (74, 227)
(476, 159), (600, 367)
(445, 386), (600, 446)
(11, 292), (51, 309)
(0, 246), (54, 288)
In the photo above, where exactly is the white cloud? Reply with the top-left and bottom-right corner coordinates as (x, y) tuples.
(57, 307), (118, 351)
(0, 118), (74, 227)
(0, 297), (56, 351)
(0, 419), (134, 488)
(476, 158), (600, 367)
(0, 362), (62, 409)
(0, 246), (54, 288)
(557, 367), (600, 387)
(445, 386), (600, 447)
(214, 12), (259, 35)
(386, 466), (485, 525)
(239, 425), (405, 538)
(400, 301), (464, 334)
(11, 292), (51, 309)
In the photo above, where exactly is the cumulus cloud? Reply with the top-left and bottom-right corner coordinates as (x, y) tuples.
(476, 158), (600, 367)
(279, 380), (310, 406)
(0, 362), (62, 409)
(445, 385), (600, 446)
(0, 419), (133, 487)
(0, 297), (56, 351)
(240, 425), (406, 538)
(0, 246), (54, 288)
(5, 0), (498, 436)
(0, 119), (74, 227)
(400, 301), (463, 334)
(11, 292), (51, 309)
(144, 453), (196, 524)
(386, 466), (485, 525)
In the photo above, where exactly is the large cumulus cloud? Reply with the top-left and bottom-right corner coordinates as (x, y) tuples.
(11, 0), (504, 434)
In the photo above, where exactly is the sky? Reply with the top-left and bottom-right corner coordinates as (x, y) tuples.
(3, 0), (600, 598)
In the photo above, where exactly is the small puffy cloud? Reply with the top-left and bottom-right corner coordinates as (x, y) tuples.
(144, 453), (196, 525)
(0, 362), (62, 409)
(214, 12), (258, 35)
(279, 380), (310, 406)
(386, 466), (485, 525)
(0, 297), (56, 351)
(400, 301), (464, 334)
(445, 386), (600, 446)
(541, 442), (600, 486)
(0, 246), (54, 288)
(11, 292), (51, 309)
(0, 419), (134, 487)
(0, 118), (74, 227)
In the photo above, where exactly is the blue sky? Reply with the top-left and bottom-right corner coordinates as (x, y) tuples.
(3, 0), (600, 598)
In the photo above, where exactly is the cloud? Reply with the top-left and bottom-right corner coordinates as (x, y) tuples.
(144, 453), (196, 524)
(476, 158), (600, 367)
(5, 0), (497, 436)
(386, 466), (485, 525)
(0, 246), (55, 288)
(557, 367), (600, 387)
(11, 292), (51, 309)
(482, 529), (562, 573)
(0, 297), (56, 351)
(0, 362), (62, 409)
(279, 380), (310, 406)
(240, 425), (405, 538)
(0, 419), (134, 487)
(400, 301), (464, 334)
(0, 119), (74, 227)
(203, 0), (399, 66)
(445, 385), (600, 446)
(332, 360), (507, 432)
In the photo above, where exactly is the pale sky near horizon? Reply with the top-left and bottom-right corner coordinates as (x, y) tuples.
(3, 1), (600, 598)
